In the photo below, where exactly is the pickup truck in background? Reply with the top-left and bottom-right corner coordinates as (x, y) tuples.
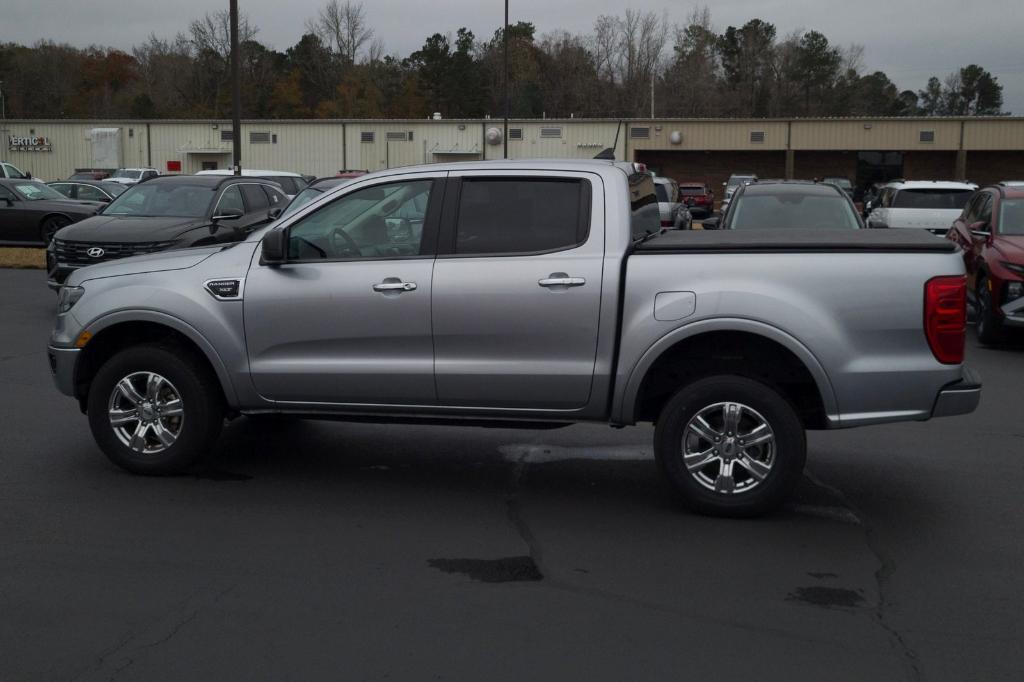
(48, 160), (981, 517)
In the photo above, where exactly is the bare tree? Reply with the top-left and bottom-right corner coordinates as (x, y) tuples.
(308, 0), (373, 63)
(188, 10), (257, 61)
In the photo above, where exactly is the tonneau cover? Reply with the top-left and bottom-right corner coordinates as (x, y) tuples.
(636, 228), (956, 253)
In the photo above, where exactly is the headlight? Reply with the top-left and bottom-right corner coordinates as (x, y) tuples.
(1007, 281), (1024, 302)
(1001, 261), (1024, 276)
(57, 286), (85, 314)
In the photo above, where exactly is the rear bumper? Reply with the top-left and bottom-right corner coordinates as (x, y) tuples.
(48, 346), (80, 397)
(931, 366), (982, 419)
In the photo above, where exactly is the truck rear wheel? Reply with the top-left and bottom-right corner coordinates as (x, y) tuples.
(654, 375), (806, 517)
(87, 344), (225, 475)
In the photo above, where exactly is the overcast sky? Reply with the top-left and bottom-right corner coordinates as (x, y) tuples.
(3, 0), (1022, 113)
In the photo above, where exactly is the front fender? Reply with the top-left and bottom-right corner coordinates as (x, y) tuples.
(613, 317), (839, 426)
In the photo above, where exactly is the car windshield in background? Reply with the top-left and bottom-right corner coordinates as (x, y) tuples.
(1001, 199), (1024, 235)
(892, 188), (973, 210)
(104, 183), (213, 218)
(281, 187), (325, 218)
(655, 185), (670, 202)
(729, 191), (861, 230)
(111, 170), (143, 180)
(13, 183), (67, 201)
(262, 176), (305, 195)
(679, 187), (706, 196)
(826, 179), (853, 190)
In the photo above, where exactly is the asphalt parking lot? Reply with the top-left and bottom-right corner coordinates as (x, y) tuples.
(2, 266), (1022, 681)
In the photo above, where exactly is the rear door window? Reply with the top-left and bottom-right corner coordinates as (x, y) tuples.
(453, 178), (589, 255)
(77, 185), (108, 202)
(628, 173), (660, 240)
(241, 184), (269, 213)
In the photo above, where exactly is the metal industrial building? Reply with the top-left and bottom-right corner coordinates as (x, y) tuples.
(3, 117), (1023, 193)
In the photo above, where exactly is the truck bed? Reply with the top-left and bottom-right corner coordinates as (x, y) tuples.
(636, 228), (957, 253)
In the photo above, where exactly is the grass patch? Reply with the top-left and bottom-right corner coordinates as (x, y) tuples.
(0, 247), (46, 269)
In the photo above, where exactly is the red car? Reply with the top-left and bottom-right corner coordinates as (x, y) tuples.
(678, 182), (715, 217)
(948, 183), (1024, 343)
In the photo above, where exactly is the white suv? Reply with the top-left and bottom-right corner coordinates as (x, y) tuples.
(107, 168), (161, 186)
(866, 180), (977, 234)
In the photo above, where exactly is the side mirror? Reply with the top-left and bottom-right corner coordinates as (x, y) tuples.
(702, 215), (721, 230)
(212, 207), (244, 222)
(268, 207), (282, 220)
(261, 228), (288, 264)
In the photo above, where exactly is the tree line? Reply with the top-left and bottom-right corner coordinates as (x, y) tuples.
(0, 2), (1007, 120)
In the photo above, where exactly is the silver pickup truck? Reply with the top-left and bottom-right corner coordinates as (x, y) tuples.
(48, 160), (981, 516)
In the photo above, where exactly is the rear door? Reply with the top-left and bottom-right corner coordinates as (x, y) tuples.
(0, 184), (36, 242)
(431, 171), (604, 410)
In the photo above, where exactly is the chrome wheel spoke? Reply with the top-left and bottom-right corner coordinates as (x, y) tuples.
(145, 373), (164, 401)
(742, 423), (773, 448)
(714, 460), (735, 493)
(723, 403), (742, 436)
(738, 453), (772, 482)
(160, 399), (183, 418)
(129, 422), (150, 452)
(688, 416), (721, 443)
(116, 378), (145, 406)
(109, 408), (139, 427)
(684, 447), (719, 473)
(151, 422), (177, 448)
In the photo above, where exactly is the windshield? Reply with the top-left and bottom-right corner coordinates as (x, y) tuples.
(892, 188), (973, 210)
(12, 183), (66, 201)
(728, 192), (861, 230)
(103, 182), (213, 218)
(281, 187), (325, 218)
(655, 185), (670, 202)
(1001, 199), (1024, 235)
(679, 187), (706, 196)
(111, 169), (143, 180)
(826, 178), (852, 190)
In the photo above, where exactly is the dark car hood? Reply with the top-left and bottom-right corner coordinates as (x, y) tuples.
(55, 214), (208, 243)
(994, 235), (1024, 262)
(30, 199), (103, 216)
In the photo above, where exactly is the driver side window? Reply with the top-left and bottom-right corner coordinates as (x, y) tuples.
(287, 179), (434, 261)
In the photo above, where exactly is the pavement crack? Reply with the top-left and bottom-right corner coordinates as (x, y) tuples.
(804, 469), (924, 682)
(505, 451), (545, 578)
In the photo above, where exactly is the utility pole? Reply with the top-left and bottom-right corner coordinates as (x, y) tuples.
(230, 0), (242, 175)
(650, 74), (655, 118)
(503, 0), (509, 160)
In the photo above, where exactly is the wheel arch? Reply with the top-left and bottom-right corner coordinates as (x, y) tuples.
(617, 319), (839, 428)
(73, 311), (237, 412)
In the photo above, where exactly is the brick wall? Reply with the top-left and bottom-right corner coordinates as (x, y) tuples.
(965, 151), (1024, 186)
(903, 151), (958, 181)
(793, 151), (857, 182)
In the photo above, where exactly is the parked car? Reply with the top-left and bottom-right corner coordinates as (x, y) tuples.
(48, 180), (127, 203)
(280, 176), (356, 219)
(823, 177), (854, 197)
(196, 169), (308, 198)
(947, 182), (1024, 343)
(704, 181), (863, 231)
(721, 173), (758, 213)
(0, 179), (102, 245)
(865, 180), (977, 234)
(678, 182), (715, 217)
(46, 175), (289, 289)
(68, 170), (112, 181)
(47, 160), (979, 517)
(653, 176), (693, 230)
(1, 161), (36, 180)
(107, 168), (161, 186)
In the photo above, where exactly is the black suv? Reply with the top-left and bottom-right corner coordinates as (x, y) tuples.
(47, 175), (288, 289)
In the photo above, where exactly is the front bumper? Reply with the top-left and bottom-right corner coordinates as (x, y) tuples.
(48, 346), (80, 397)
(931, 366), (982, 418)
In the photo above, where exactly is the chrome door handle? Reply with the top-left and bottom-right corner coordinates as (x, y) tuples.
(538, 276), (585, 288)
(372, 281), (417, 292)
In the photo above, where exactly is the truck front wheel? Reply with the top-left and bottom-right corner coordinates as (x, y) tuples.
(86, 344), (225, 475)
(654, 375), (806, 517)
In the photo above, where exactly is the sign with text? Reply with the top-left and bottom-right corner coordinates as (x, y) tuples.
(9, 135), (53, 152)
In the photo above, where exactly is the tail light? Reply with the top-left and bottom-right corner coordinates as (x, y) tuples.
(924, 276), (966, 364)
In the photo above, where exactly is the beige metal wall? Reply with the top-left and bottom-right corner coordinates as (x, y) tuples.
(2, 117), (1022, 181)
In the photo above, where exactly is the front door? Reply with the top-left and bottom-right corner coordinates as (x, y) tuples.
(244, 174), (443, 405)
(431, 171), (605, 410)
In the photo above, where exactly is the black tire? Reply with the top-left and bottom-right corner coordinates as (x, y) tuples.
(654, 375), (806, 518)
(976, 276), (1004, 346)
(40, 215), (70, 245)
(87, 344), (225, 475)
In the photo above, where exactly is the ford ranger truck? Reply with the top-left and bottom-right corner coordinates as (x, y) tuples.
(48, 161), (981, 517)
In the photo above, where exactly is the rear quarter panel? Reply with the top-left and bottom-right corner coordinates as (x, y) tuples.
(615, 250), (967, 426)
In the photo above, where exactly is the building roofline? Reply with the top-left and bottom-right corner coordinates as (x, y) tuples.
(2, 116), (1023, 125)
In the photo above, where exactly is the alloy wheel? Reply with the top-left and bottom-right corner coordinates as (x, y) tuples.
(681, 401), (776, 495)
(107, 371), (185, 455)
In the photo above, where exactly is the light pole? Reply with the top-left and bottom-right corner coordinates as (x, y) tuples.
(229, 0), (241, 175)
(503, 0), (509, 160)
